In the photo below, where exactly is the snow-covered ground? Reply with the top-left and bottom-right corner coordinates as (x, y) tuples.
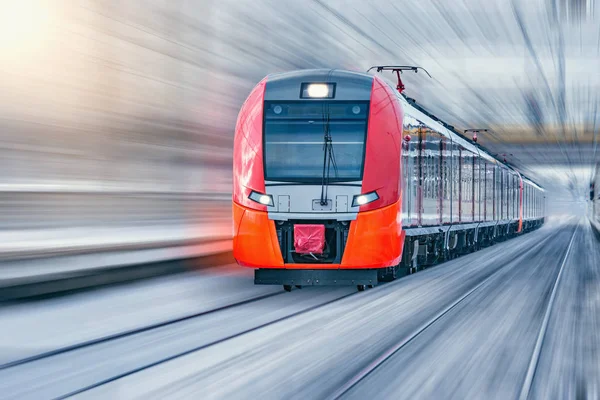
(1, 217), (597, 399)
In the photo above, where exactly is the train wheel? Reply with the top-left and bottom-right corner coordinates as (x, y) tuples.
(367, 284), (374, 289)
(295, 285), (303, 289)
(357, 285), (366, 292)
(283, 285), (292, 292)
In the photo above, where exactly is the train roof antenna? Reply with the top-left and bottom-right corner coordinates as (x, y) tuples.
(367, 65), (432, 94)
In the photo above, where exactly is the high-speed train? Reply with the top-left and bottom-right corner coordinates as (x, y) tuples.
(232, 68), (546, 291)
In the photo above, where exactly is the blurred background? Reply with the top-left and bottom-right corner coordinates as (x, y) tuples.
(0, 0), (597, 249)
(1, 2), (599, 398)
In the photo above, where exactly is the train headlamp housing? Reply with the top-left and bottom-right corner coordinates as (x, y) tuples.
(300, 82), (336, 99)
(352, 191), (379, 207)
(248, 190), (274, 207)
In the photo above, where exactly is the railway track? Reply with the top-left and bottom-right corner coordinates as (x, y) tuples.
(54, 291), (356, 399)
(328, 223), (578, 399)
(0, 286), (356, 399)
(1, 221), (580, 399)
(0, 290), (284, 370)
(518, 224), (579, 400)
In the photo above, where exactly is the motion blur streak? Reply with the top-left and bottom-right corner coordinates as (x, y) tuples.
(0, 1), (597, 201)
(0, 1), (598, 399)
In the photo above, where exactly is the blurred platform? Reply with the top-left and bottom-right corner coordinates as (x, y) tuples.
(0, 223), (230, 261)
(0, 222), (233, 300)
(0, 188), (233, 299)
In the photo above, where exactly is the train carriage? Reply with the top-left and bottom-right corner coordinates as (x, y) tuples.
(232, 68), (545, 291)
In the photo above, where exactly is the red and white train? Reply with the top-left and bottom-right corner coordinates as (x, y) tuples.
(232, 68), (546, 291)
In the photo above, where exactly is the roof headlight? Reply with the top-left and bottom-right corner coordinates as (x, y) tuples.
(300, 82), (335, 99)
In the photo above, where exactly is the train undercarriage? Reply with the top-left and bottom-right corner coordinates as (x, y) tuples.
(255, 218), (545, 291)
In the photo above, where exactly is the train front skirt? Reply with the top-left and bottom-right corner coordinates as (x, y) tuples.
(254, 268), (378, 286)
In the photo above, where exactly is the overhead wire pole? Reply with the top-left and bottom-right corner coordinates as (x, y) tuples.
(552, 0), (582, 194)
(448, 70), (544, 179)
(591, 4), (600, 188)
(173, 0), (188, 193)
(512, 0), (578, 190)
(312, 0), (401, 59)
(592, 95), (599, 185)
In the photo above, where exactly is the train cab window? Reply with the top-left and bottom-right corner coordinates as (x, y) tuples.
(263, 102), (369, 183)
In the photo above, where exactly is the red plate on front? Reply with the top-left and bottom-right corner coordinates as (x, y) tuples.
(294, 224), (325, 254)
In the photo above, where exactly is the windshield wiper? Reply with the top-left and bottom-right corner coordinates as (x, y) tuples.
(320, 104), (338, 206)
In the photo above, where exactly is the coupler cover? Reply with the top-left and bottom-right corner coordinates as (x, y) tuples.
(294, 224), (325, 254)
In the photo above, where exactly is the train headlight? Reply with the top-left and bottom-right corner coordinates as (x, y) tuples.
(300, 82), (335, 99)
(352, 191), (379, 207)
(307, 84), (329, 98)
(249, 190), (274, 206)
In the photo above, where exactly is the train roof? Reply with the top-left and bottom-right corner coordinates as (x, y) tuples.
(521, 177), (545, 191)
(263, 68), (543, 190)
(394, 88), (544, 189)
(267, 68), (373, 81)
(265, 69), (373, 101)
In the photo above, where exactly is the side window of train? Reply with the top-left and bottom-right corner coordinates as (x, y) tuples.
(460, 150), (475, 223)
(502, 169), (505, 219)
(528, 185), (531, 219)
(421, 126), (444, 226)
(525, 183), (531, 218)
(402, 113), (422, 226)
(524, 184), (527, 219)
(451, 140), (460, 223)
(512, 174), (516, 219)
(511, 174), (515, 219)
(516, 176), (519, 218)
(531, 190), (537, 218)
(529, 185), (532, 218)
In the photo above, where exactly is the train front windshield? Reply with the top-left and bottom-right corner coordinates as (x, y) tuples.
(263, 101), (369, 183)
